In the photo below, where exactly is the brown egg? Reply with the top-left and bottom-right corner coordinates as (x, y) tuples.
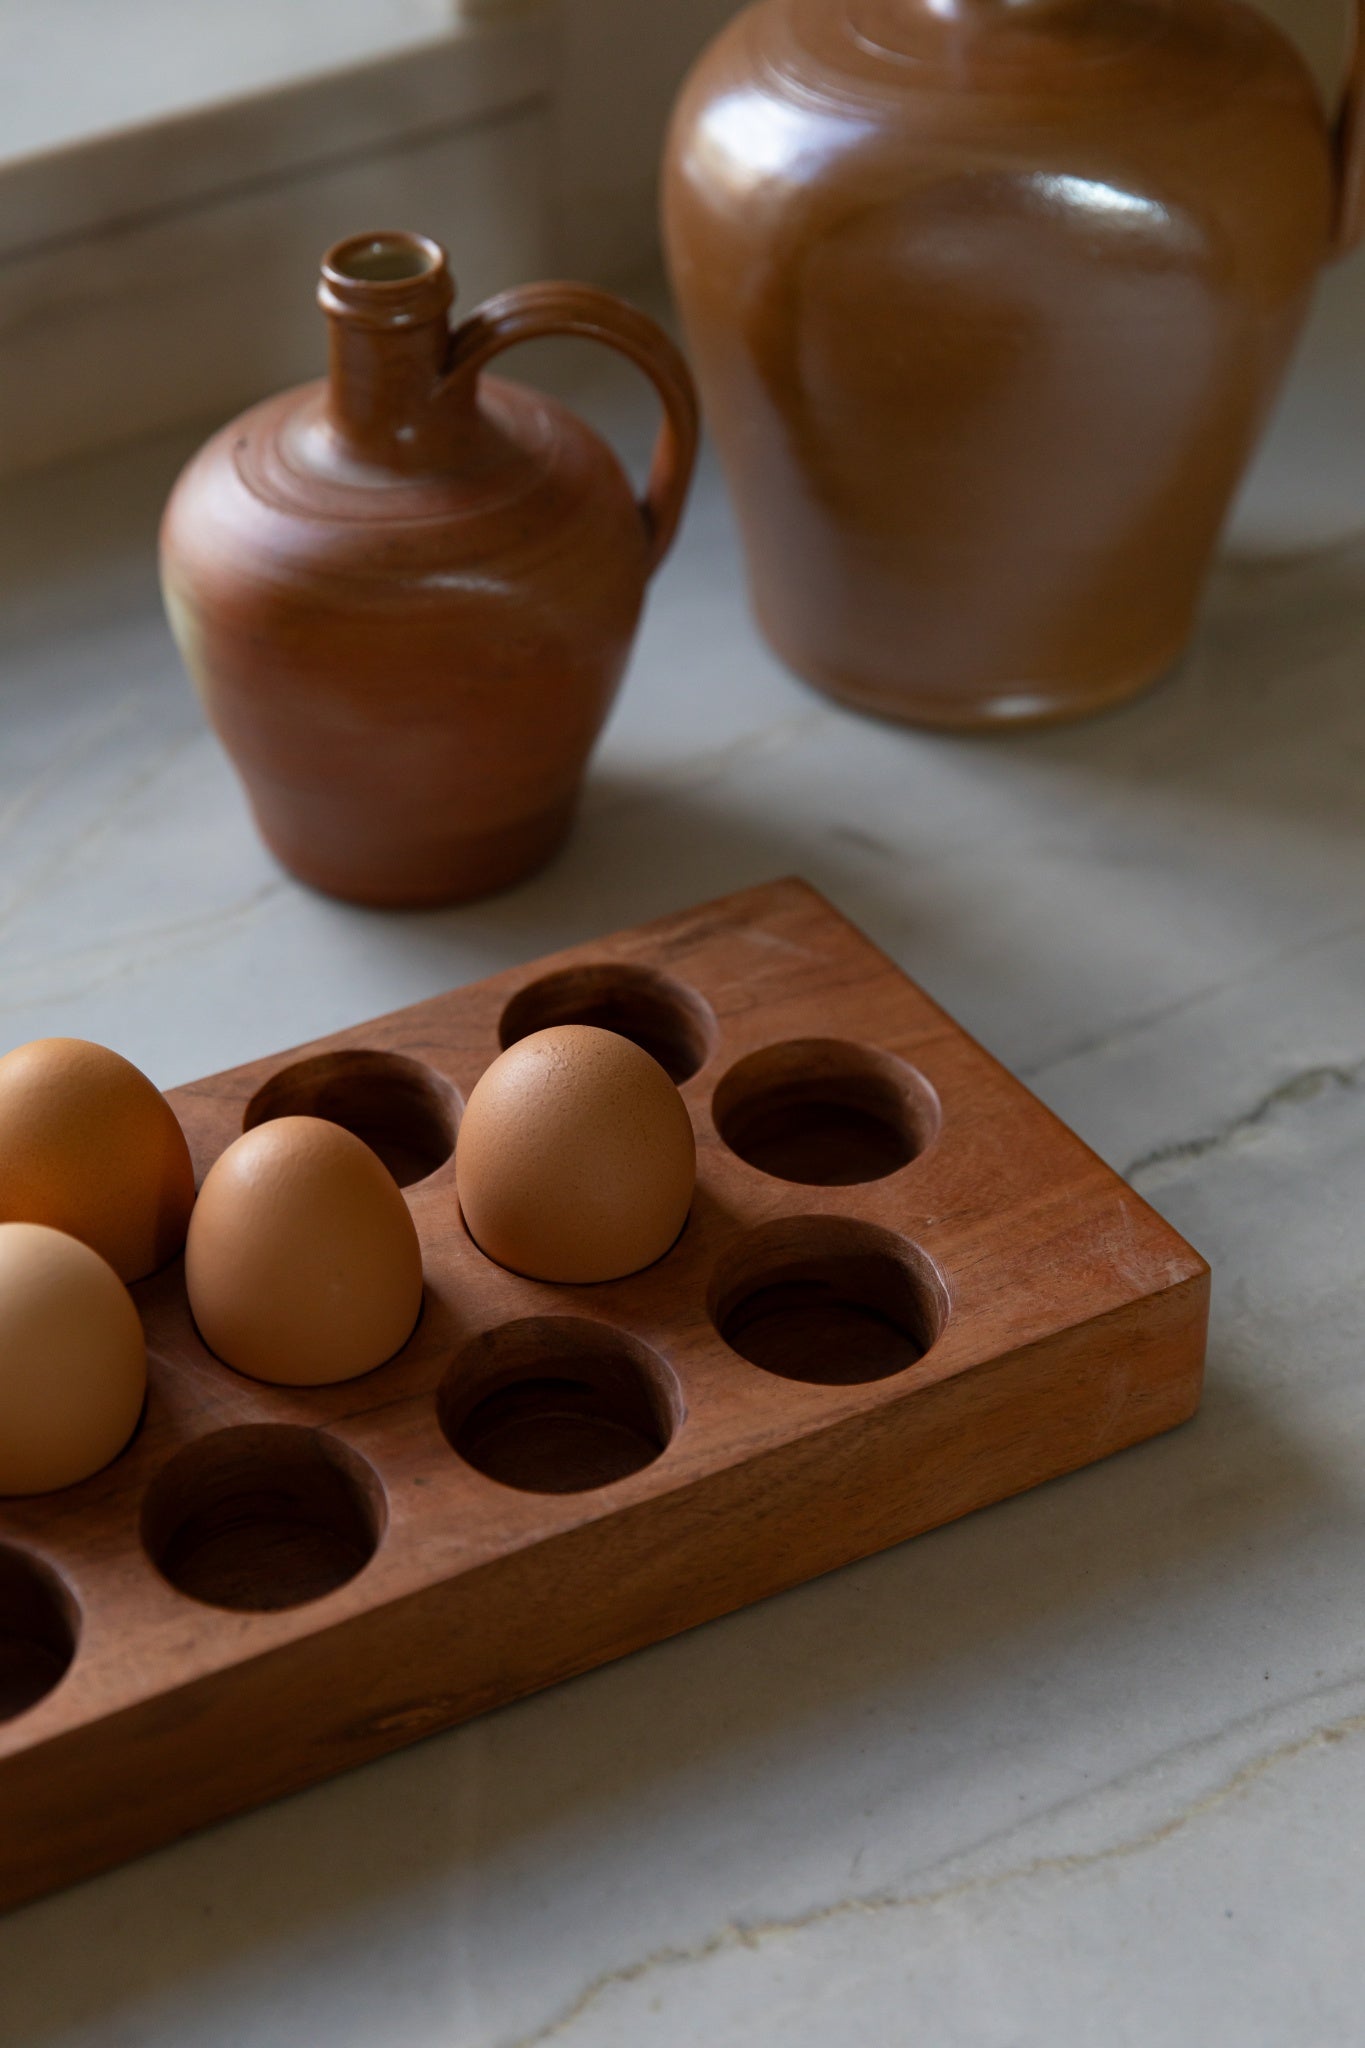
(185, 1115), (423, 1385)
(0, 1223), (147, 1495)
(0, 1038), (196, 1283)
(456, 1025), (696, 1283)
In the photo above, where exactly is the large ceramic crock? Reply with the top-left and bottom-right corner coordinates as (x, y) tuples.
(664, 0), (1365, 728)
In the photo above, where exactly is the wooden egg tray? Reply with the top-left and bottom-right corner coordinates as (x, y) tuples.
(0, 879), (1208, 1911)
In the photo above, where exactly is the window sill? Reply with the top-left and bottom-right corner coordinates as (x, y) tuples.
(0, 9), (555, 475)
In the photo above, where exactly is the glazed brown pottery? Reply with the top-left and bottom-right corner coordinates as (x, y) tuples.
(160, 234), (698, 906)
(663, 0), (1365, 729)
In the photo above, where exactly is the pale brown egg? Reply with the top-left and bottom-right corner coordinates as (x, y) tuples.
(0, 1038), (196, 1283)
(185, 1115), (423, 1385)
(456, 1025), (696, 1283)
(0, 1223), (147, 1495)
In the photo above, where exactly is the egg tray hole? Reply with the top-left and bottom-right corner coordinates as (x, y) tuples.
(142, 1426), (385, 1613)
(0, 1545), (77, 1723)
(714, 1222), (944, 1386)
(244, 1049), (458, 1187)
(499, 964), (715, 1085)
(713, 1039), (937, 1187)
(440, 1319), (680, 1495)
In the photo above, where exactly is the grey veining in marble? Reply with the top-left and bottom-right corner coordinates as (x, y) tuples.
(0, 266), (1364, 2047)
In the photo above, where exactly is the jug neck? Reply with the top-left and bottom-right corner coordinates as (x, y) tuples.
(319, 232), (467, 471)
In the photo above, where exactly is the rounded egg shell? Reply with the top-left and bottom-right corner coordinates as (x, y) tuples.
(185, 1115), (424, 1386)
(455, 1024), (696, 1283)
(0, 1037), (196, 1283)
(0, 1222), (147, 1496)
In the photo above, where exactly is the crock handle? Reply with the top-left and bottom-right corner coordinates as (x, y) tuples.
(443, 283), (699, 575)
(1332, 0), (1365, 256)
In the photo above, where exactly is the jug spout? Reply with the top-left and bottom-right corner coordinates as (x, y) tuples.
(318, 231), (458, 469)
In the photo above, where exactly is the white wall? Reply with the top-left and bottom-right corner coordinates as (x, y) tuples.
(1254, 0), (1350, 90)
(552, 0), (747, 276)
(1231, 0), (1365, 548)
(0, 19), (555, 476)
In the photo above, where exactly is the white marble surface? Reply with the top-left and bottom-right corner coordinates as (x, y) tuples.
(1, 267), (1365, 2046)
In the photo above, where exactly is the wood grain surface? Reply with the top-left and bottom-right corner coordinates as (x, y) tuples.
(0, 879), (1208, 1910)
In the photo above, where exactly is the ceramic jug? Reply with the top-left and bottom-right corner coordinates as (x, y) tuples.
(160, 233), (698, 906)
(663, 0), (1365, 729)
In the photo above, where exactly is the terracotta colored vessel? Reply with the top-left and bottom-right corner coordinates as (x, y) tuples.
(160, 234), (698, 906)
(663, 0), (1365, 729)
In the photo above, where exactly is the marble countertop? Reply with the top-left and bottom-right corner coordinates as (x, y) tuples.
(2, 268), (1365, 2046)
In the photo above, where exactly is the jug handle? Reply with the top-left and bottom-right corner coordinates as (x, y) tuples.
(442, 283), (699, 575)
(1333, 0), (1365, 256)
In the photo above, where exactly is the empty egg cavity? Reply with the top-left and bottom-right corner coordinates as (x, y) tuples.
(0, 1544), (77, 1722)
(711, 1217), (945, 1386)
(499, 963), (715, 1084)
(439, 1318), (681, 1494)
(142, 1425), (385, 1612)
(244, 1049), (458, 1187)
(713, 1039), (938, 1186)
